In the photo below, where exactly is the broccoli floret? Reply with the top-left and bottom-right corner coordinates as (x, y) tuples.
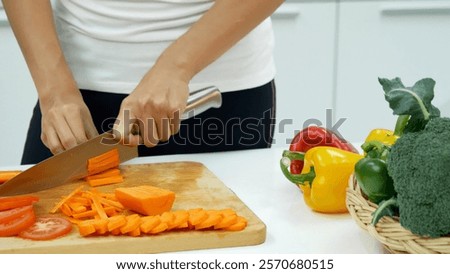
(387, 117), (450, 237)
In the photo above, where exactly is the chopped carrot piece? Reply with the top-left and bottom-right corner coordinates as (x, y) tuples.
(99, 197), (124, 211)
(140, 216), (161, 234)
(92, 219), (109, 235)
(87, 175), (124, 187)
(88, 191), (108, 220)
(60, 203), (73, 217)
(115, 185), (175, 216)
(120, 214), (141, 234)
(77, 221), (96, 237)
(171, 210), (189, 230)
(149, 222), (168, 234)
(72, 209), (97, 219)
(84, 168), (121, 180)
(50, 185), (84, 214)
(188, 209), (208, 227)
(87, 149), (120, 176)
(195, 211), (223, 230)
(214, 214), (238, 230)
(128, 227), (141, 237)
(0, 170), (21, 184)
(224, 216), (247, 231)
(107, 215), (127, 231)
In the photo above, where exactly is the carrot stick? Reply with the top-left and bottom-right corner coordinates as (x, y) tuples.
(50, 185), (84, 214)
(0, 170), (21, 184)
(86, 175), (124, 187)
(84, 168), (121, 180)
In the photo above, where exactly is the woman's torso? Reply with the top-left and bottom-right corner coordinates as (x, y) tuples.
(54, 0), (276, 93)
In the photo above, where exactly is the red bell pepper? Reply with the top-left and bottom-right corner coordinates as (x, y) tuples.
(289, 126), (358, 174)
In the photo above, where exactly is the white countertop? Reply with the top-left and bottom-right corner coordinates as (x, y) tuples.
(121, 147), (385, 254)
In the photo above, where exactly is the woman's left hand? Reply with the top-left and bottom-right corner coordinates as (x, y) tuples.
(113, 68), (189, 147)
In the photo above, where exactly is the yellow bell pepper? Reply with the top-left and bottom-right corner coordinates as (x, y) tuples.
(365, 129), (398, 146)
(280, 147), (363, 213)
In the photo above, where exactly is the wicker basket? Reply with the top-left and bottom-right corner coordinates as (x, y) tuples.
(346, 174), (450, 254)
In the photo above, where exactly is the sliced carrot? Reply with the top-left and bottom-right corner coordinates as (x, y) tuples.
(50, 185), (84, 214)
(87, 149), (120, 176)
(0, 195), (39, 211)
(107, 215), (127, 231)
(171, 210), (189, 230)
(149, 222), (168, 234)
(128, 227), (141, 237)
(87, 175), (124, 187)
(0, 170), (21, 184)
(224, 216), (247, 231)
(195, 210), (223, 230)
(214, 213), (238, 230)
(99, 197), (124, 211)
(67, 202), (87, 214)
(120, 214), (141, 234)
(115, 185), (175, 216)
(77, 221), (96, 237)
(187, 208), (208, 227)
(72, 209), (97, 219)
(140, 216), (161, 234)
(92, 219), (109, 235)
(60, 203), (73, 217)
(87, 191), (108, 220)
(84, 168), (121, 180)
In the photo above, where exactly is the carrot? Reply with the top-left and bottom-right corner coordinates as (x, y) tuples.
(187, 208), (208, 227)
(148, 222), (168, 234)
(128, 227), (141, 237)
(87, 149), (120, 176)
(171, 210), (189, 230)
(0, 195), (39, 211)
(107, 215), (127, 231)
(84, 168), (121, 180)
(0, 170), (21, 184)
(115, 185), (175, 216)
(224, 216), (247, 231)
(140, 216), (161, 233)
(195, 210), (223, 230)
(50, 185), (84, 214)
(86, 175), (124, 187)
(120, 214), (141, 234)
(77, 221), (96, 237)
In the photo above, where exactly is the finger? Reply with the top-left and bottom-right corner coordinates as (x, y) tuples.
(157, 115), (171, 142)
(42, 127), (64, 155)
(65, 112), (89, 144)
(53, 116), (78, 150)
(113, 107), (140, 146)
(171, 109), (182, 135)
(143, 117), (159, 147)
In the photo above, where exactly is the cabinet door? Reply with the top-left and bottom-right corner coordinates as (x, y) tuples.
(271, 1), (337, 147)
(336, 0), (450, 143)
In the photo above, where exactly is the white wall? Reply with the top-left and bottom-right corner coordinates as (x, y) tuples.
(0, 9), (38, 167)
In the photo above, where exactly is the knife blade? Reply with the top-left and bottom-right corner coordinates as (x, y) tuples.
(0, 86), (222, 196)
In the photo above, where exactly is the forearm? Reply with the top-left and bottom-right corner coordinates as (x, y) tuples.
(150, 0), (284, 82)
(2, 0), (77, 99)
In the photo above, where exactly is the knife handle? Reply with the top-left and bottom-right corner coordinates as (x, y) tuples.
(182, 86), (222, 120)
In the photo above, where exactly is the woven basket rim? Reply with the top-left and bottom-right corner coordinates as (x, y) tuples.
(346, 174), (450, 254)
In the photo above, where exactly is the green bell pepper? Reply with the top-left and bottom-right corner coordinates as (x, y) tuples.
(354, 140), (396, 204)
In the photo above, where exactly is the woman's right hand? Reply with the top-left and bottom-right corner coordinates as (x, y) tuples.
(39, 90), (98, 155)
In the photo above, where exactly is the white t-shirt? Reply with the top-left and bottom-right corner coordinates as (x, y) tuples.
(53, 0), (276, 93)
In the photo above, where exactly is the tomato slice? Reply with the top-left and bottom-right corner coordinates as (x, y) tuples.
(19, 217), (72, 241)
(0, 209), (36, 237)
(0, 196), (39, 211)
(0, 205), (34, 224)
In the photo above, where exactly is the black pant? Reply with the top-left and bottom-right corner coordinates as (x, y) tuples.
(21, 81), (276, 165)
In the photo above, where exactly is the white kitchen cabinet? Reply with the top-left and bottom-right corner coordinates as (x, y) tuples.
(335, 0), (450, 143)
(271, 1), (337, 147)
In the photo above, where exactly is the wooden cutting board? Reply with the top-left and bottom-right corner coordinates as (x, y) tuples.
(0, 161), (266, 254)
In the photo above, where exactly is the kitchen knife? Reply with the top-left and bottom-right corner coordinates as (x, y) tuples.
(0, 86), (222, 196)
